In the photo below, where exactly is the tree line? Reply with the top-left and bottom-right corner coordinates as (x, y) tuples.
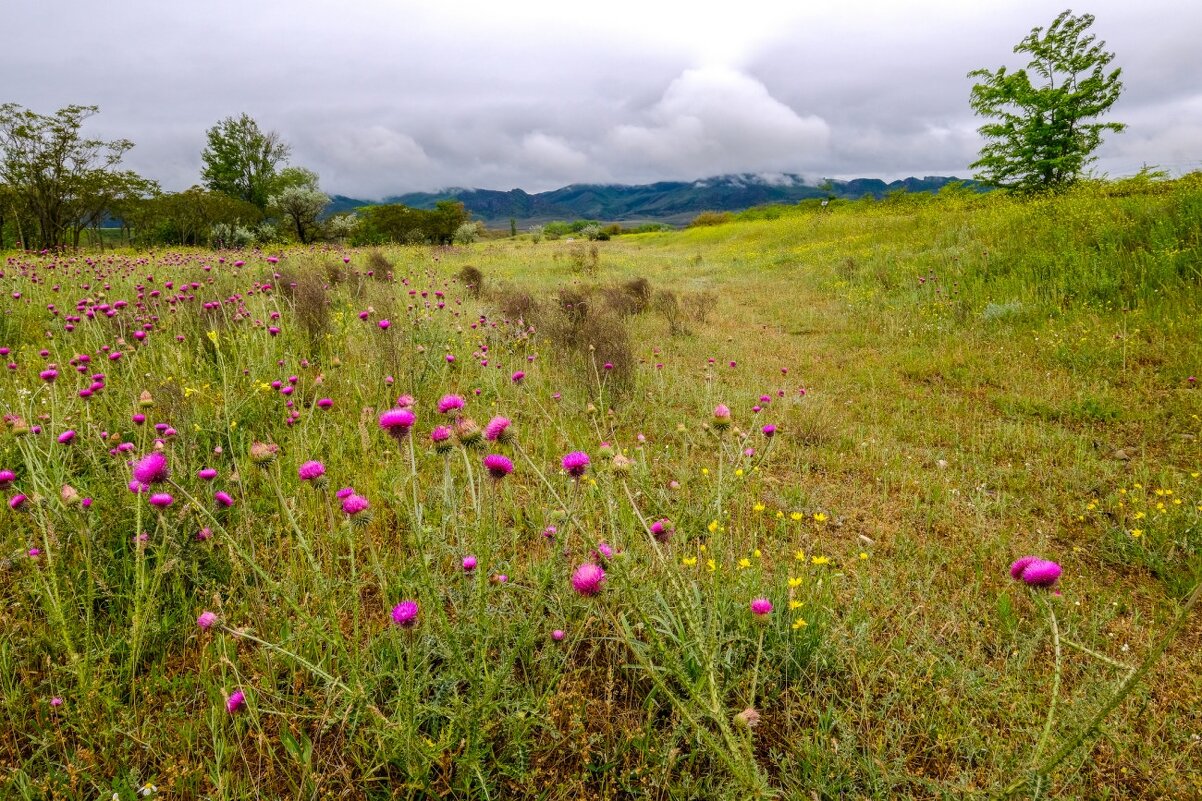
(0, 108), (472, 251)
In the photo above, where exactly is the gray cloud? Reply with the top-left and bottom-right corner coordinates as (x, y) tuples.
(3, 0), (1198, 198)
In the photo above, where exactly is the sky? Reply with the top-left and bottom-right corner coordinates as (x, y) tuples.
(4, 0), (1199, 199)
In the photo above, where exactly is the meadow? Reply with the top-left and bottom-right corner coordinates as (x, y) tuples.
(1, 177), (1200, 799)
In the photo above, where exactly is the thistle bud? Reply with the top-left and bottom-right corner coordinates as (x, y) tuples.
(249, 441), (279, 466)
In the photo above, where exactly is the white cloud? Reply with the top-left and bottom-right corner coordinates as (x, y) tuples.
(606, 67), (830, 177)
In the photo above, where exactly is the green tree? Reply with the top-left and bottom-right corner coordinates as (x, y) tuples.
(268, 168), (328, 244)
(200, 113), (291, 209)
(0, 103), (137, 249)
(968, 10), (1124, 192)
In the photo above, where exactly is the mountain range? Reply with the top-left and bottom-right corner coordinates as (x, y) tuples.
(327, 173), (978, 226)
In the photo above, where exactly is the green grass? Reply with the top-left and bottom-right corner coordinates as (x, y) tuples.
(0, 177), (1200, 799)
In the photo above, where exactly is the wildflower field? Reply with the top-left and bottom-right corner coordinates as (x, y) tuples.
(2, 178), (1200, 799)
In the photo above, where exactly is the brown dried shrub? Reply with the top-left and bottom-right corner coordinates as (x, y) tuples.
(653, 289), (688, 335)
(364, 249), (392, 275)
(456, 265), (484, 297)
(682, 290), (718, 325)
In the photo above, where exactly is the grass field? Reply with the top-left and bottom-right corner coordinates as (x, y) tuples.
(1, 177), (1200, 799)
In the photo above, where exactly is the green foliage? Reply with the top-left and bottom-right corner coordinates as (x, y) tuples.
(353, 200), (471, 246)
(131, 187), (264, 246)
(200, 113), (291, 210)
(0, 103), (156, 250)
(969, 10), (1124, 192)
(268, 176), (329, 245)
(689, 210), (734, 227)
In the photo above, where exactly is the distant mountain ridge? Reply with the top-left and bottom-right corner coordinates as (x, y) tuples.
(327, 173), (979, 225)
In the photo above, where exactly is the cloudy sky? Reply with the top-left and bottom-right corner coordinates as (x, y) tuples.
(5, 0), (1199, 198)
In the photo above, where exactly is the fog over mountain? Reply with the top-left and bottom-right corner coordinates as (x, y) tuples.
(326, 174), (979, 224)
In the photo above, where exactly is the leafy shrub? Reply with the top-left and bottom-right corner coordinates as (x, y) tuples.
(210, 222), (254, 249)
(689, 210), (733, 227)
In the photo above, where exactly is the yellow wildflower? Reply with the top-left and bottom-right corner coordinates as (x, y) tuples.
(811, 556), (831, 565)
(753, 502), (766, 512)
(682, 557), (697, 567)
(706, 559), (716, 572)
(790, 512), (802, 521)
(813, 513), (827, 523)
(789, 600), (804, 610)
(787, 576), (803, 588)
(738, 558), (751, 569)
(792, 618), (808, 630)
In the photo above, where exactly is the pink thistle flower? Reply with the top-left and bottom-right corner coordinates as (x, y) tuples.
(379, 408), (416, 439)
(316, 397), (333, 409)
(462, 555), (478, 572)
(196, 527), (212, 541)
(438, 394), (465, 414)
(483, 416), (512, 443)
(342, 493), (370, 517)
(57, 430), (76, 444)
(225, 690), (246, 714)
(761, 424), (776, 438)
(551, 629), (565, 641)
(213, 491), (234, 508)
(511, 370), (525, 383)
(1010, 557), (1062, 588)
(650, 518), (673, 543)
(50, 696), (63, 708)
(0, 469), (14, 487)
(132, 452), (170, 485)
(483, 453), (514, 479)
(39, 368), (58, 382)
(571, 563), (606, 596)
(391, 600), (419, 627)
(396, 394), (415, 408)
(298, 460), (325, 482)
(430, 425), (454, 453)
(197, 611), (218, 630)
(562, 451), (590, 478)
(378, 319), (391, 330)
(198, 468), (218, 481)
(336, 486), (354, 500)
(1009, 556), (1040, 580)
(149, 492), (174, 508)
(750, 597), (773, 616)
(594, 542), (615, 561)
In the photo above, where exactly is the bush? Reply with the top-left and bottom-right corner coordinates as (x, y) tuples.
(689, 210), (733, 227)
(210, 222), (254, 249)
(457, 265), (484, 298)
(454, 221), (484, 245)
